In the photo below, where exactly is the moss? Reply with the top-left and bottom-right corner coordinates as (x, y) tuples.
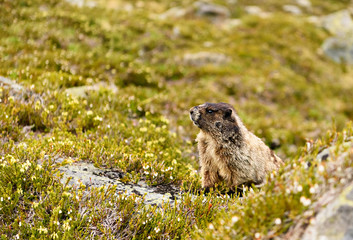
(1, 0), (353, 238)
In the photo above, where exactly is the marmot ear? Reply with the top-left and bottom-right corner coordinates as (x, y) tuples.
(223, 108), (233, 121)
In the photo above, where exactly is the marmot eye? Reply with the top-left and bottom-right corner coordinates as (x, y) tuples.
(207, 109), (214, 113)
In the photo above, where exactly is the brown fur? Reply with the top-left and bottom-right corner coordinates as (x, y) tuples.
(190, 102), (283, 190)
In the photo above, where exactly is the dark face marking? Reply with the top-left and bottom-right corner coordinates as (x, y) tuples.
(190, 103), (233, 130)
(190, 103), (242, 145)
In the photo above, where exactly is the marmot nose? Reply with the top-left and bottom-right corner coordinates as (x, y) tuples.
(190, 106), (196, 115)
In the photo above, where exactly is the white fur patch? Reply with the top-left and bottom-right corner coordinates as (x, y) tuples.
(193, 109), (201, 121)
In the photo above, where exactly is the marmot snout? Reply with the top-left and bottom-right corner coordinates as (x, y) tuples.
(190, 102), (283, 190)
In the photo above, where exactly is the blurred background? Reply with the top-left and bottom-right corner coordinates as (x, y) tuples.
(1, 0), (353, 171)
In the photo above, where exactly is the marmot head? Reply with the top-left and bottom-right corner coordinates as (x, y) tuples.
(190, 103), (242, 142)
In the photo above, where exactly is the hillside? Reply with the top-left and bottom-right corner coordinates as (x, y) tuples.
(1, 0), (353, 239)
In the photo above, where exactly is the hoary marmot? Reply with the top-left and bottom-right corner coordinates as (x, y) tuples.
(190, 102), (283, 190)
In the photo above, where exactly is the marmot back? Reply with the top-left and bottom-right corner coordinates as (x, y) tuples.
(189, 102), (283, 190)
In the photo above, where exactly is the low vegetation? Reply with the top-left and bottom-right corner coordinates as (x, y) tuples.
(1, 0), (353, 238)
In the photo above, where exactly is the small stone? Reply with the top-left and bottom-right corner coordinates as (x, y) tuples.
(203, 41), (214, 47)
(317, 148), (331, 161)
(182, 51), (230, 67)
(221, 19), (242, 30)
(244, 6), (271, 18)
(66, 0), (96, 8)
(283, 5), (302, 15)
(160, 2), (230, 22)
(159, 7), (188, 20)
(321, 36), (353, 64)
(295, 0), (311, 8)
(22, 125), (35, 134)
(65, 82), (118, 97)
(307, 16), (321, 25)
(0, 76), (23, 91)
(244, 6), (262, 15)
(194, 1), (230, 20)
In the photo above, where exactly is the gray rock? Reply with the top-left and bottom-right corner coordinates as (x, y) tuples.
(322, 35), (353, 64)
(221, 18), (242, 30)
(307, 16), (321, 25)
(58, 162), (180, 206)
(59, 162), (116, 187)
(302, 184), (353, 240)
(320, 10), (353, 64)
(283, 5), (302, 15)
(193, 1), (230, 20)
(244, 6), (271, 18)
(295, 0), (311, 8)
(159, 1), (230, 22)
(159, 7), (188, 20)
(322, 10), (353, 36)
(316, 142), (353, 161)
(0, 76), (44, 104)
(65, 0), (96, 8)
(244, 5), (262, 15)
(65, 82), (118, 97)
(0, 76), (24, 92)
(316, 148), (331, 161)
(182, 51), (230, 67)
